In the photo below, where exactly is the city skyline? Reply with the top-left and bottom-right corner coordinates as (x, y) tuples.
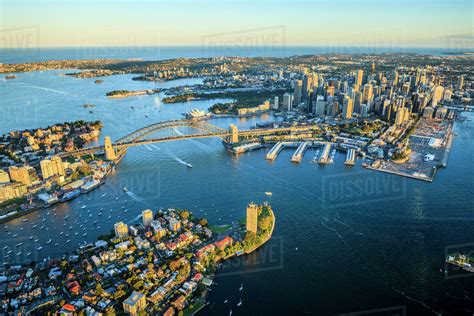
(0, 0), (473, 48)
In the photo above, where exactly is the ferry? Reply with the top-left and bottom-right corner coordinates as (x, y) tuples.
(81, 179), (105, 193)
(59, 189), (81, 203)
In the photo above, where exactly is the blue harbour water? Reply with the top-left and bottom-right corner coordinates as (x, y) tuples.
(0, 48), (473, 315)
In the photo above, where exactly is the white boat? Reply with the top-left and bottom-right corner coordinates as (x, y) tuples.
(16, 252), (22, 256)
(239, 284), (243, 291)
(26, 252), (31, 256)
(34, 238), (39, 242)
(224, 299), (228, 304)
(66, 239), (71, 243)
(15, 243), (22, 247)
(229, 309), (232, 316)
(46, 239), (52, 244)
(12, 234), (18, 237)
(81, 205), (87, 209)
(37, 245), (43, 250)
(265, 192), (272, 196)
(64, 216), (69, 220)
(22, 219), (28, 222)
(82, 233), (88, 237)
(32, 224), (37, 228)
(185, 163), (193, 168)
(237, 299), (242, 307)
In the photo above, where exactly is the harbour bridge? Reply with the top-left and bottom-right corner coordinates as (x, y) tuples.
(61, 119), (319, 160)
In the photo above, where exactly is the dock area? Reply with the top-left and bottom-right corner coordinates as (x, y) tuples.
(291, 141), (311, 163)
(318, 143), (332, 164)
(344, 148), (356, 166)
(265, 142), (298, 161)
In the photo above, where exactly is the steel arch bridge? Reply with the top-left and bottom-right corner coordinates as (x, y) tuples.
(61, 119), (319, 158)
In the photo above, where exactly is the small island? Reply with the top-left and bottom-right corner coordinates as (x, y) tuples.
(106, 89), (160, 99)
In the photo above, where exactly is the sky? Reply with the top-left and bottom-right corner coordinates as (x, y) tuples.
(0, 0), (472, 48)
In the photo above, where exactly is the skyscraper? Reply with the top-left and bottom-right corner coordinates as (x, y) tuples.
(355, 69), (364, 86)
(246, 203), (258, 234)
(293, 80), (303, 106)
(342, 95), (354, 119)
(142, 209), (153, 228)
(8, 166), (35, 186)
(283, 93), (293, 111)
(457, 75), (464, 90)
(40, 156), (65, 180)
(362, 84), (373, 105)
(273, 96), (279, 110)
(114, 222), (129, 238)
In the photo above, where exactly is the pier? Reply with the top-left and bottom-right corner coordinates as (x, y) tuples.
(344, 148), (356, 166)
(291, 141), (311, 163)
(265, 142), (298, 160)
(318, 143), (332, 164)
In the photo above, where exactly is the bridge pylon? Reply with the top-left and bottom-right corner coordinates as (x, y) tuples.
(104, 136), (117, 161)
(229, 124), (239, 143)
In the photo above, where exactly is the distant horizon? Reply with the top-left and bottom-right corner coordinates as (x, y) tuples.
(1, 0), (472, 48)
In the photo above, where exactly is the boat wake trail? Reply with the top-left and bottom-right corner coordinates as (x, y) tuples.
(125, 191), (146, 203)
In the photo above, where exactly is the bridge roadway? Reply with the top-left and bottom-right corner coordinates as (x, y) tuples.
(60, 120), (319, 157)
